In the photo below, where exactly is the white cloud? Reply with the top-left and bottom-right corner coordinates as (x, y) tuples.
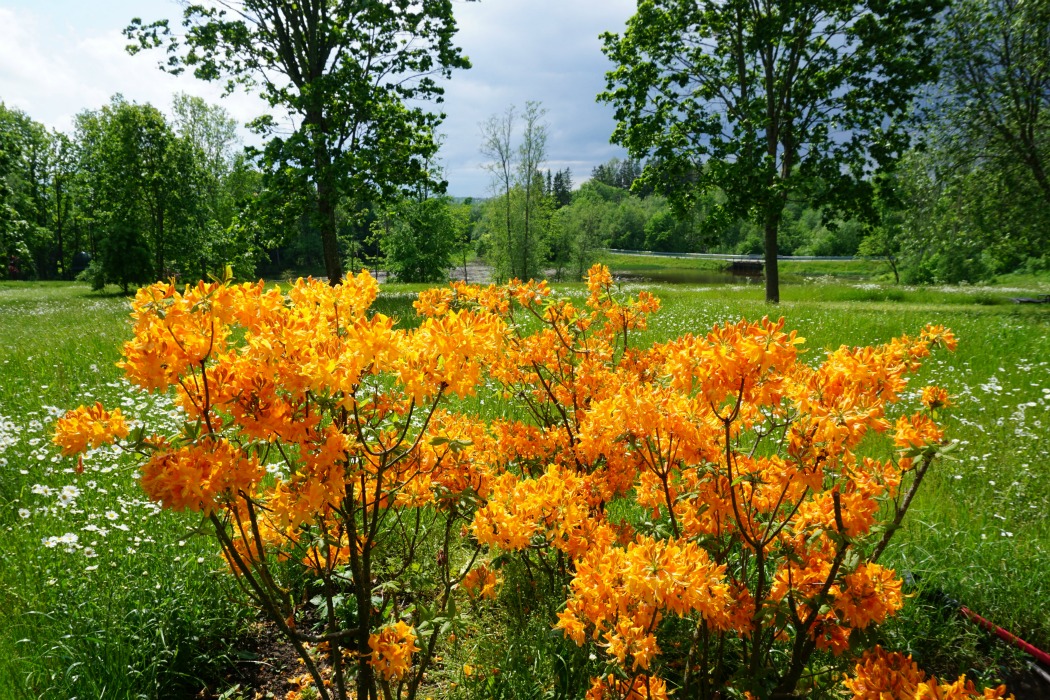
(0, 4), (266, 134)
(437, 0), (635, 195)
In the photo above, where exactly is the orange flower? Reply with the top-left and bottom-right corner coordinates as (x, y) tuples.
(585, 673), (668, 700)
(834, 563), (904, 629)
(846, 646), (1012, 699)
(368, 621), (419, 681)
(53, 402), (130, 455)
(462, 564), (502, 600)
(921, 385), (952, 410)
(894, 413), (946, 450)
(139, 438), (262, 514)
(922, 324), (958, 351)
(556, 535), (728, 669)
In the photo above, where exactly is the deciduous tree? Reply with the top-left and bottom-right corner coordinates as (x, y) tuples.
(480, 106), (517, 279)
(373, 196), (460, 283)
(936, 0), (1050, 206)
(127, 1), (472, 284)
(74, 97), (207, 286)
(517, 101), (548, 280)
(600, 0), (945, 302)
(0, 104), (51, 279)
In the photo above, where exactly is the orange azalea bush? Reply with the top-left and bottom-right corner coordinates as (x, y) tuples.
(53, 402), (130, 456)
(54, 266), (1005, 700)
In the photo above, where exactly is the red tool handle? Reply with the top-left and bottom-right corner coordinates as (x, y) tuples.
(960, 606), (1050, 667)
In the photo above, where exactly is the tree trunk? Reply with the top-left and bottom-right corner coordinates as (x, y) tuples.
(54, 181), (65, 279)
(523, 181), (531, 280)
(310, 115), (343, 285)
(504, 186), (513, 279)
(156, 207), (165, 281)
(763, 209), (780, 304)
(317, 174), (342, 285)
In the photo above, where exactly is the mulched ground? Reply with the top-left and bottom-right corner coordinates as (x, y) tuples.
(1001, 665), (1050, 699)
(200, 620), (305, 699)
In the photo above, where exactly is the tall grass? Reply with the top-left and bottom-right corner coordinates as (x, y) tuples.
(0, 283), (248, 699)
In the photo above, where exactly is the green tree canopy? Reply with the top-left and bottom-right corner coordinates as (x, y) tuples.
(127, 0), (473, 284)
(936, 0), (1050, 206)
(373, 196), (461, 283)
(0, 104), (51, 279)
(600, 0), (945, 301)
(74, 96), (223, 287)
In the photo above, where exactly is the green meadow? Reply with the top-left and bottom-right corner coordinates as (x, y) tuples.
(1, 271), (1049, 698)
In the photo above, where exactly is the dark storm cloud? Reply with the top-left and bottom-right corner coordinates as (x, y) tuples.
(437, 0), (636, 197)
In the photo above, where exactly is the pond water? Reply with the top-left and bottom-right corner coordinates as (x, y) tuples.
(444, 263), (835, 286)
(613, 269), (768, 285)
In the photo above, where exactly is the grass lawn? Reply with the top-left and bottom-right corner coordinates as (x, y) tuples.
(1, 274), (1048, 697)
(0, 282), (249, 699)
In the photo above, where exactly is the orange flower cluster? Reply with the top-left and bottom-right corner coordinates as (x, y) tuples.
(846, 647), (1013, 699)
(556, 536), (728, 671)
(921, 385), (953, 411)
(53, 402), (130, 456)
(55, 272), (513, 698)
(55, 266), (979, 700)
(139, 438), (263, 514)
(585, 673), (669, 700)
(473, 464), (617, 558)
(368, 621), (419, 681)
(461, 563), (501, 600)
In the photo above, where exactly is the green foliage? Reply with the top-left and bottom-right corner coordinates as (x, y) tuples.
(643, 209), (695, 252)
(475, 188), (552, 283)
(0, 94), (268, 287)
(97, 219), (153, 294)
(600, 0), (945, 301)
(479, 103), (553, 281)
(863, 0), (1050, 285)
(0, 104), (51, 280)
(127, 0), (472, 284)
(935, 0), (1050, 210)
(546, 167), (574, 208)
(549, 193), (605, 280)
(74, 97), (196, 284)
(374, 197), (463, 283)
(550, 165), (862, 260)
(590, 156), (644, 192)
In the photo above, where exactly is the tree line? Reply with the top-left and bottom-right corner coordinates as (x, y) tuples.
(0, 95), (260, 292)
(0, 0), (1045, 300)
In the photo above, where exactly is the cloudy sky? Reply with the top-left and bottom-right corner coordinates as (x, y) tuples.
(0, 0), (636, 197)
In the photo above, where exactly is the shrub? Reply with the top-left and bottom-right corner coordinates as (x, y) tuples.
(55, 266), (1009, 700)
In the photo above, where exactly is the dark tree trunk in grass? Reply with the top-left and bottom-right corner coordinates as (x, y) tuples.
(600, 0), (945, 303)
(311, 114), (342, 284)
(764, 210), (780, 304)
(318, 182), (341, 284)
